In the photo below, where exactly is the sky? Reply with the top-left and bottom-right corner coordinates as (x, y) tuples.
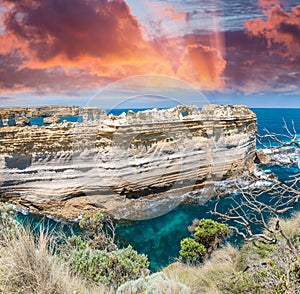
(0, 0), (300, 108)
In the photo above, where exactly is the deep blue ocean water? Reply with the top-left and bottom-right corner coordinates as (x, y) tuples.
(254, 108), (300, 147)
(17, 108), (300, 271)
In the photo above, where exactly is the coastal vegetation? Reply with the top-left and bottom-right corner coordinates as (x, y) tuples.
(165, 212), (300, 294)
(0, 203), (299, 293)
(0, 209), (149, 293)
(67, 214), (149, 288)
(0, 206), (109, 293)
(179, 219), (229, 263)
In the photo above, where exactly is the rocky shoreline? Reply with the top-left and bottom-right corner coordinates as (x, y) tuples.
(0, 106), (81, 126)
(0, 104), (257, 220)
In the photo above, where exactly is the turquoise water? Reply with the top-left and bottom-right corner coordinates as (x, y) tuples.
(15, 108), (300, 271)
(114, 165), (300, 271)
(29, 115), (83, 126)
(28, 109), (156, 126)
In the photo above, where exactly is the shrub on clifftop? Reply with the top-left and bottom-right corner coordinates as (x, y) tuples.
(0, 204), (19, 245)
(180, 219), (230, 263)
(66, 212), (150, 289)
(68, 245), (149, 288)
(179, 238), (206, 263)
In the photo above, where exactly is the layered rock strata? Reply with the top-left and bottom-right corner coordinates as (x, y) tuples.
(0, 104), (257, 219)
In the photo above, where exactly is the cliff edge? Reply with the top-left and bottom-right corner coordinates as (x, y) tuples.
(0, 104), (257, 219)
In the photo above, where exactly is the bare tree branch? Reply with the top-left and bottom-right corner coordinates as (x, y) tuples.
(214, 120), (300, 248)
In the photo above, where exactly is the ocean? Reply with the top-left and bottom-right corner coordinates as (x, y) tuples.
(18, 108), (300, 271)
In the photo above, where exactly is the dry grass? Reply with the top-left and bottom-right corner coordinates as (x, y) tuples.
(163, 244), (239, 294)
(0, 227), (111, 294)
(164, 213), (300, 294)
(270, 211), (300, 238)
(116, 272), (190, 294)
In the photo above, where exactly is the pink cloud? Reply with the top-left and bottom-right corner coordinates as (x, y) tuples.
(0, 0), (227, 94)
(177, 44), (226, 90)
(245, 0), (300, 59)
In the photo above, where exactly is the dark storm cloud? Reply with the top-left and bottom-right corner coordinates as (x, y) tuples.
(2, 0), (149, 61)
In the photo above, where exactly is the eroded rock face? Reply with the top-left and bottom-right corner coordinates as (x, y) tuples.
(0, 105), (257, 219)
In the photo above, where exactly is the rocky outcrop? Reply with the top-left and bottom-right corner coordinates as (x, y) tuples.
(0, 105), (257, 219)
(255, 147), (300, 165)
(116, 272), (190, 294)
(0, 106), (80, 127)
(0, 105), (81, 118)
(43, 115), (60, 125)
(255, 149), (271, 165)
(15, 116), (30, 127)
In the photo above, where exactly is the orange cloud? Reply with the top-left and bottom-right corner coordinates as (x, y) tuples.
(2, 0), (154, 65)
(245, 0), (300, 59)
(177, 44), (226, 90)
(0, 0), (226, 94)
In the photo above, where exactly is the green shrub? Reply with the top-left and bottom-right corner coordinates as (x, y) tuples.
(67, 235), (88, 250)
(64, 212), (150, 289)
(68, 245), (149, 288)
(77, 212), (117, 251)
(179, 219), (229, 263)
(0, 204), (19, 244)
(193, 219), (229, 251)
(179, 238), (206, 263)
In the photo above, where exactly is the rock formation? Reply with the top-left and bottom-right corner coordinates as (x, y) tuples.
(0, 106), (80, 127)
(0, 104), (257, 220)
(43, 115), (60, 125)
(255, 147), (299, 165)
(255, 149), (271, 165)
(15, 116), (30, 127)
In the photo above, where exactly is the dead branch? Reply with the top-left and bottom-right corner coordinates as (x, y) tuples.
(214, 119), (300, 245)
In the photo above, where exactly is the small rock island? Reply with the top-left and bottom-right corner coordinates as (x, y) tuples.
(0, 104), (257, 219)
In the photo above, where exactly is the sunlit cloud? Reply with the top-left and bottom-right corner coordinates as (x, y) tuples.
(0, 0), (299, 105)
(245, 0), (300, 59)
(177, 44), (226, 90)
(0, 0), (227, 96)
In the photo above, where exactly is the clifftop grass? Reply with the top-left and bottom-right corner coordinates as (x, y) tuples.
(0, 227), (111, 294)
(0, 206), (299, 293)
(165, 212), (300, 294)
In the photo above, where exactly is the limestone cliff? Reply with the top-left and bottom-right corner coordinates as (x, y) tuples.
(0, 105), (257, 219)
